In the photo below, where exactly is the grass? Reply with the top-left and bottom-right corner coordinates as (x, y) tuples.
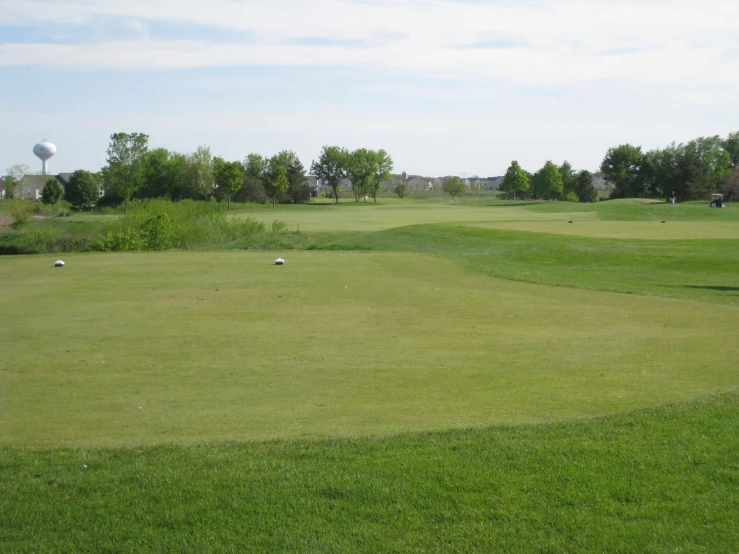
(1, 394), (738, 552)
(469, 220), (739, 239)
(5, 251), (738, 447)
(2, 197), (739, 551)
(230, 199), (598, 232)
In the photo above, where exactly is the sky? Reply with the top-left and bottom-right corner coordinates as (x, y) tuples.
(1, 0), (738, 177)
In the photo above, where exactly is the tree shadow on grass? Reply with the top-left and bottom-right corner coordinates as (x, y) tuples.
(684, 285), (739, 292)
(482, 202), (544, 208)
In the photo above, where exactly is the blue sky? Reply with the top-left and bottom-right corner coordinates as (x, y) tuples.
(1, 0), (737, 177)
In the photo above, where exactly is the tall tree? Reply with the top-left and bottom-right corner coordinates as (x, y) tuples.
(182, 146), (214, 200)
(724, 131), (739, 168)
(600, 144), (645, 198)
(347, 148), (374, 202)
(642, 145), (681, 199)
(239, 153), (268, 204)
(574, 170), (598, 203)
(264, 162), (290, 209)
(691, 136), (732, 191)
(64, 170), (99, 210)
(140, 148), (181, 199)
(286, 158), (311, 204)
(501, 161), (530, 200)
(443, 176), (465, 201)
(535, 161), (564, 200)
(311, 146), (349, 204)
(105, 132), (149, 214)
(559, 161), (576, 199)
(213, 157), (244, 211)
(368, 149), (393, 203)
(41, 178), (64, 213)
(264, 165), (289, 209)
(267, 150), (309, 204)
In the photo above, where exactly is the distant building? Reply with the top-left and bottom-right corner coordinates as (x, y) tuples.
(592, 176), (610, 191)
(0, 173), (73, 200)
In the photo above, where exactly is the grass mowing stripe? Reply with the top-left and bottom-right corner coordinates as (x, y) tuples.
(1, 393), (737, 552)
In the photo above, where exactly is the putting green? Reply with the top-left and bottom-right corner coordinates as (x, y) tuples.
(469, 220), (739, 240)
(2, 251), (738, 447)
(232, 203), (598, 232)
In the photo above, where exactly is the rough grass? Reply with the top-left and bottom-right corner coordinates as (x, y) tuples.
(1, 394), (738, 552)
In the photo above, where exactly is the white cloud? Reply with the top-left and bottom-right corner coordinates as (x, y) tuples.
(1, 0), (737, 89)
(1, 0), (737, 174)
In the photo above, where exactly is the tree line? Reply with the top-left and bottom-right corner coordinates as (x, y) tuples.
(495, 130), (738, 203)
(27, 133), (395, 211)
(499, 160), (599, 203)
(600, 132), (738, 201)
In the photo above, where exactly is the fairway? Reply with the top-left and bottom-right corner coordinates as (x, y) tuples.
(469, 220), (739, 239)
(3, 251), (738, 447)
(232, 201), (598, 232)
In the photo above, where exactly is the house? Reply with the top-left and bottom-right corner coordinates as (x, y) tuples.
(0, 173), (74, 200)
(407, 176), (428, 192)
(486, 176), (504, 190)
(16, 175), (56, 200)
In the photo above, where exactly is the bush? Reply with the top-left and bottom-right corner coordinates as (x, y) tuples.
(2, 199), (269, 254)
(271, 220), (288, 233)
(140, 213), (175, 250)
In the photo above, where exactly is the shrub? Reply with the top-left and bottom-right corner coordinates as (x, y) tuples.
(272, 220), (288, 233)
(139, 213), (175, 250)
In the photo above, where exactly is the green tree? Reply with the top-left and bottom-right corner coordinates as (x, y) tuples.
(213, 157), (243, 211)
(104, 132), (149, 214)
(311, 146), (349, 204)
(574, 170), (598, 203)
(41, 178), (63, 213)
(535, 161), (564, 200)
(347, 148), (374, 202)
(238, 153), (268, 204)
(65, 170), (99, 210)
(139, 148), (185, 200)
(443, 176), (465, 201)
(286, 159), (311, 204)
(600, 144), (645, 198)
(559, 161), (576, 198)
(267, 151), (309, 205)
(264, 165), (289, 208)
(723, 131), (739, 168)
(182, 146), (214, 200)
(368, 149), (393, 203)
(642, 145), (680, 199)
(394, 180), (409, 198)
(692, 136), (732, 191)
(501, 161), (530, 200)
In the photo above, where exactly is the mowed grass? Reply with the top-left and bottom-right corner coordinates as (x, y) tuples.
(232, 200), (597, 232)
(4, 199), (739, 552)
(469, 220), (739, 239)
(231, 196), (739, 233)
(2, 251), (739, 447)
(2, 394), (738, 552)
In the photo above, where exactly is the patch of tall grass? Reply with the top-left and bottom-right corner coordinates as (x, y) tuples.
(0, 199), (267, 254)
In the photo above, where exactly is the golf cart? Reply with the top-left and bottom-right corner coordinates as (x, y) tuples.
(710, 194), (724, 208)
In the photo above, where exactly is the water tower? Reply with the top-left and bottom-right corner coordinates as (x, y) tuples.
(33, 140), (57, 175)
